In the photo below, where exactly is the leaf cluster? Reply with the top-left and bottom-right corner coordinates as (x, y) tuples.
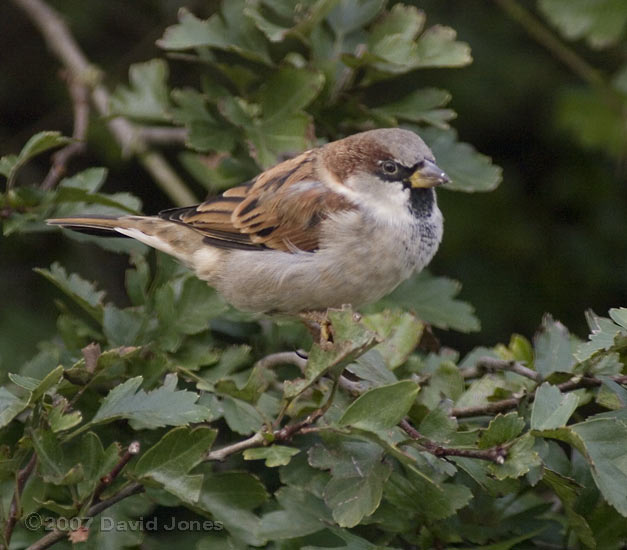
(0, 1), (626, 549)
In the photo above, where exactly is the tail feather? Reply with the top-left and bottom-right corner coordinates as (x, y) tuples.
(47, 215), (207, 263)
(47, 216), (128, 237)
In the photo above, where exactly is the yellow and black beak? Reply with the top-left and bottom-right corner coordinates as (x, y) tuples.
(409, 159), (450, 189)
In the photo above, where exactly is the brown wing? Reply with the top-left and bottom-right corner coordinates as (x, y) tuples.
(159, 150), (356, 253)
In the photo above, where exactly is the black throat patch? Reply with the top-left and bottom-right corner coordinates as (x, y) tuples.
(407, 187), (436, 218)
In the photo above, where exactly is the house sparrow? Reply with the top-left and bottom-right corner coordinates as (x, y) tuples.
(48, 128), (448, 314)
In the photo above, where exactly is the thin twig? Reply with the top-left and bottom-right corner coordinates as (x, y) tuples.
(41, 73), (90, 190)
(399, 420), (507, 464)
(205, 432), (266, 462)
(452, 374), (627, 418)
(255, 351), (364, 395)
(11, 0), (196, 206)
(469, 356), (541, 382)
(2, 453), (37, 550)
(205, 404), (329, 462)
(91, 441), (140, 503)
(254, 351), (308, 372)
(25, 482), (145, 550)
(136, 126), (188, 146)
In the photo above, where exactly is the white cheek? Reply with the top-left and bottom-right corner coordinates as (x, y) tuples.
(344, 175), (411, 222)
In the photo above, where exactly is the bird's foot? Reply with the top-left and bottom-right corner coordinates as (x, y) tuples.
(299, 310), (334, 350)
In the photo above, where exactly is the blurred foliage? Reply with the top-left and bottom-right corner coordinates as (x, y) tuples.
(1, 0), (627, 549)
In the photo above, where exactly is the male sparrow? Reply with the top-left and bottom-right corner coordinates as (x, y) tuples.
(48, 128), (449, 314)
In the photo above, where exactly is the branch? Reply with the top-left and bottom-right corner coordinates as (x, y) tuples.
(41, 73), (89, 190)
(11, 0), (196, 206)
(205, 432), (266, 462)
(91, 441), (140, 503)
(399, 420), (507, 464)
(254, 351), (364, 395)
(254, 351), (307, 371)
(25, 483), (145, 550)
(465, 356), (541, 382)
(452, 374), (627, 418)
(205, 406), (328, 462)
(1, 453), (37, 550)
(136, 126), (188, 146)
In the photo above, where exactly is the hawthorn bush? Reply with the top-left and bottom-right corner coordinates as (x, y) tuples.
(1, 1), (626, 549)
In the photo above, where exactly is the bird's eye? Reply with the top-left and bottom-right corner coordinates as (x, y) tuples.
(382, 161), (398, 175)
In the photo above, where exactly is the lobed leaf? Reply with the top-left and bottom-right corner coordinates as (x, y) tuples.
(134, 426), (217, 503)
(88, 374), (211, 431)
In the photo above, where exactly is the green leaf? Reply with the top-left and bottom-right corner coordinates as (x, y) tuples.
(243, 445), (300, 467)
(135, 426), (217, 503)
(609, 307), (627, 328)
(179, 153), (255, 193)
(257, 67), (325, 119)
(454, 530), (547, 550)
(338, 380), (419, 432)
(245, 112), (313, 169)
(31, 430), (83, 485)
(362, 310), (423, 369)
(345, 350), (397, 389)
(327, 0), (385, 36)
(420, 127), (502, 192)
(414, 25), (472, 68)
(419, 406), (458, 442)
(531, 383), (580, 430)
(196, 471), (268, 546)
(309, 437), (392, 527)
(369, 4), (426, 44)
(284, 307), (378, 398)
(0, 154), (17, 178)
(324, 460), (391, 527)
(48, 403), (82, 433)
(35, 262), (106, 323)
(87, 374), (211, 431)
(54, 168), (141, 215)
(382, 271), (480, 333)
(259, 486), (330, 540)
(571, 418), (627, 516)
(158, 4), (271, 65)
(0, 387), (29, 428)
(418, 361), (465, 409)
(489, 434), (541, 480)
(373, 88), (455, 129)
(221, 395), (264, 435)
(110, 59), (171, 122)
(71, 432), (120, 500)
(542, 468), (596, 548)
(102, 305), (145, 347)
(157, 276), (228, 337)
(478, 412), (525, 449)
(538, 0), (627, 48)
(9, 364), (63, 405)
(58, 166), (107, 192)
(19, 131), (71, 163)
(171, 88), (239, 153)
(1, 131), (71, 186)
(576, 310), (624, 361)
(215, 364), (270, 403)
(534, 314), (576, 376)
(385, 467), (473, 520)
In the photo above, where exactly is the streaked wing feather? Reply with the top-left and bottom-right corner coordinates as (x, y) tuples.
(158, 150), (355, 252)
